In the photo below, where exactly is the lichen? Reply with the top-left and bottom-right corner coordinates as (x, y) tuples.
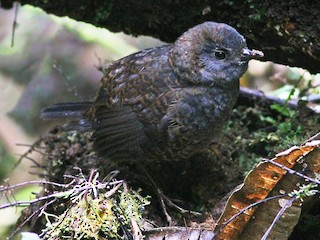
(41, 173), (150, 239)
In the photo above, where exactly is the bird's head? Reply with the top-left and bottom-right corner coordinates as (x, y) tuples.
(171, 22), (263, 87)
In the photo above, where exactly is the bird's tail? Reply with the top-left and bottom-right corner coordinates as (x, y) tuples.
(41, 102), (93, 132)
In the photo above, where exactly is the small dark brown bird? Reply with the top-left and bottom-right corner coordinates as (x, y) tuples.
(42, 22), (263, 162)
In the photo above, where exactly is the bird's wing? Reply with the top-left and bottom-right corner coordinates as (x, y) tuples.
(92, 106), (146, 159)
(91, 45), (174, 159)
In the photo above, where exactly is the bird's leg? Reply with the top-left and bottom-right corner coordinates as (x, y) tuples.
(141, 167), (201, 226)
(155, 185), (173, 226)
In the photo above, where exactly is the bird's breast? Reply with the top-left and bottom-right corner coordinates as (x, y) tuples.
(183, 86), (238, 130)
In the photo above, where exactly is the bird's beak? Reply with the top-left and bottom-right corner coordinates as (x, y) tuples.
(241, 48), (264, 61)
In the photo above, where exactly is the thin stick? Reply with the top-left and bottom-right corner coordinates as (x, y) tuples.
(212, 194), (288, 239)
(0, 180), (71, 192)
(261, 196), (297, 240)
(262, 158), (320, 185)
(7, 198), (57, 240)
(11, 2), (19, 47)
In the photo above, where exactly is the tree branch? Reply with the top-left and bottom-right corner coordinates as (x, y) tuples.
(2, 0), (319, 73)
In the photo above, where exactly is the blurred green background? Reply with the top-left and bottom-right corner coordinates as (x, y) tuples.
(0, 5), (163, 238)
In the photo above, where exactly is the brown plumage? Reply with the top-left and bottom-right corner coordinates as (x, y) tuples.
(42, 22), (263, 162)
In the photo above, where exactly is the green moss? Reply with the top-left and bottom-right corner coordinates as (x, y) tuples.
(94, 1), (115, 23)
(42, 178), (149, 239)
(224, 100), (306, 175)
(246, 0), (267, 21)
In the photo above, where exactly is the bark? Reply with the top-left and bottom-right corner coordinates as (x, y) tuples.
(2, 0), (320, 73)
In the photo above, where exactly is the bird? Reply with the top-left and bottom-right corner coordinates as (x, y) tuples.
(41, 21), (263, 163)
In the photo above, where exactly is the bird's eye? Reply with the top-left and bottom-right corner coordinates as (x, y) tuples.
(214, 50), (226, 60)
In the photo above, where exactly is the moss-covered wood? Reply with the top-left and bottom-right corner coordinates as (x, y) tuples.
(2, 0), (320, 73)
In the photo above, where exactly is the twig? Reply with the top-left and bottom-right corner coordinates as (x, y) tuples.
(12, 138), (44, 171)
(212, 194), (288, 239)
(19, 155), (42, 168)
(262, 158), (320, 185)
(112, 205), (133, 240)
(239, 87), (299, 109)
(0, 189), (73, 210)
(0, 180), (71, 192)
(16, 143), (46, 149)
(142, 167), (201, 226)
(39, 200), (76, 238)
(261, 196), (297, 240)
(11, 2), (19, 47)
(7, 198), (57, 240)
(2, 170), (124, 239)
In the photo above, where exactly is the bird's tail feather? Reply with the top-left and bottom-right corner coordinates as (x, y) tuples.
(41, 102), (92, 119)
(41, 101), (93, 132)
